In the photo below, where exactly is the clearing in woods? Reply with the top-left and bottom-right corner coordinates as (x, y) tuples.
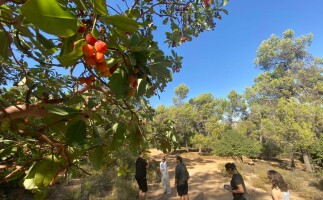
(147, 149), (303, 200)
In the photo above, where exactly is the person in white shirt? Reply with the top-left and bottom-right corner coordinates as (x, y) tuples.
(160, 156), (171, 195)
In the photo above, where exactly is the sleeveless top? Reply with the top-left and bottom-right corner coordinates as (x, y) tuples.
(283, 191), (290, 200)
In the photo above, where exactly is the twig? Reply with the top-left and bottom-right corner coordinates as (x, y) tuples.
(72, 164), (92, 175)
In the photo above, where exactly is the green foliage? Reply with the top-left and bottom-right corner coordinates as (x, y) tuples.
(173, 83), (189, 106)
(310, 137), (323, 167)
(0, 0), (231, 198)
(21, 0), (79, 37)
(190, 133), (211, 151)
(213, 130), (262, 159)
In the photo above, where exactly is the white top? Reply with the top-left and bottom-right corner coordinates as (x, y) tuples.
(283, 191), (290, 200)
(160, 161), (168, 174)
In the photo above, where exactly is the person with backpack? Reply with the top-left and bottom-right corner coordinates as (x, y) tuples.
(135, 151), (149, 200)
(224, 162), (249, 200)
(175, 156), (190, 200)
(160, 156), (171, 195)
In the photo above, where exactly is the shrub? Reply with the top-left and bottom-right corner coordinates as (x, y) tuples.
(106, 179), (138, 200)
(213, 130), (262, 160)
(191, 133), (211, 152)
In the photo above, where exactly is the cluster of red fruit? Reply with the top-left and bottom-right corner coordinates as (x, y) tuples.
(79, 75), (95, 86)
(127, 75), (138, 97)
(79, 33), (110, 85)
(181, 36), (187, 43)
(203, 0), (212, 8)
(173, 66), (180, 73)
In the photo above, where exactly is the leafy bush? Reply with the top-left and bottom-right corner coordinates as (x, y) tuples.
(190, 133), (211, 152)
(309, 137), (323, 167)
(213, 130), (262, 160)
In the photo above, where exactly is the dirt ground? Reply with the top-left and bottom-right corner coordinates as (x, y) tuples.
(147, 149), (303, 200)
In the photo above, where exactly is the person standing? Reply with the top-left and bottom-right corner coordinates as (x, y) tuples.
(224, 163), (249, 200)
(175, 156), (190, 200)
(135, 151), (149, 200)
(160, 156), (171, 195)
(267, 170), (290, 200)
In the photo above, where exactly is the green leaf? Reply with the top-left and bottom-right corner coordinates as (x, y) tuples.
(219, 8), (229, 15)
(21, 0), (78, 37)
(162, 18), (169, 25)
(0, 5), (12, 21)
(137, 79), (148, 97)
(102, 15), (139, 33)
(34, 156), (60, 187)
(36, 32), (56, 49)
(66, 120), (87, 146)
(93, 124), (102, 146)
(108, 70), (129, 98)
(111, 123), (126, 150)
(74, 0), (88, 12)
(222, 0), (229, 6)
(0, 29), (9, 59)
(89, 146), (104, 170)
(57, 39), (85, 66)
(47, 105), (80, 116)
(149, 62), (173, 81)
(91, 19), (100, 39)
(93, 0), (108, 16)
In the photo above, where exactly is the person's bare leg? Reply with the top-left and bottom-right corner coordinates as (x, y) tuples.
(142, 192), (146, 200)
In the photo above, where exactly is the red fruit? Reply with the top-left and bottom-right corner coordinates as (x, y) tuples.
(96, 62), (108, 73)
(132, 80), (138, 88)
(84, 55), (96, 66)
(203, 0), (211, 8)
(89, 75), (96, 81)
(82, 44), (94, 57)
(181, 36), (187, 43)
(86, 33), (97, 45)
(101, 70), (111, 77)
(78, 25), (86, 33)
(95, 52), (105, 63)
(85, 77), (92, 86)
(134, 68), (139, 74)
(94, 40), (108, 54)
(127, 87), (136, 97)
(128, 75), (136, 83)
(79, 77), (86, 84)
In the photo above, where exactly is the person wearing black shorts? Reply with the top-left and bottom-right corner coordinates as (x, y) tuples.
(135, 151), (149, 200)
(175, 156), (190, 200)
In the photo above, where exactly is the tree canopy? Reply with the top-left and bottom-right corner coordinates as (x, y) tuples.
(0, 0), (230, 198)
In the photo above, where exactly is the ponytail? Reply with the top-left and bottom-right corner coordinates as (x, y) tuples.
(225, 162), (239, 173)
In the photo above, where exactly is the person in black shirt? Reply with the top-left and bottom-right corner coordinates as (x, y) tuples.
(224, 162), (249, 200)
(175, 156), (190, 200)
(135, 151), (149, 200)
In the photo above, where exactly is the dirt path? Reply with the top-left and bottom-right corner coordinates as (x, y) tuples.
(147, 149), (301, 200)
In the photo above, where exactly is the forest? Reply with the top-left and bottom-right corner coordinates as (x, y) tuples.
(154, 30), (323, 172)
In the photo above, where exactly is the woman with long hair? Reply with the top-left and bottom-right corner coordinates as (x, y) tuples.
(224, 163), (249, 200)
(267, 170), (290, 200)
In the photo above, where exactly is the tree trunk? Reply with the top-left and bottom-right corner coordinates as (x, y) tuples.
(199, 146), (202, 154)
(185, 136), (189, 152)
(302, 150), (313, 172)
(290, 151), (295, 171)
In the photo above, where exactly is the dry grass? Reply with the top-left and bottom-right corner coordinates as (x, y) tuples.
(237, 161), (323, 200)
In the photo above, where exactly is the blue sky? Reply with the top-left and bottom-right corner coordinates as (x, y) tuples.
(149, 0), (323, 107)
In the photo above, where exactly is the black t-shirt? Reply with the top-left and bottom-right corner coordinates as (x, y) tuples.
(135, 157), (147, 179)
(175, 163), (189, 185)
(230, 173), (247, 200)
